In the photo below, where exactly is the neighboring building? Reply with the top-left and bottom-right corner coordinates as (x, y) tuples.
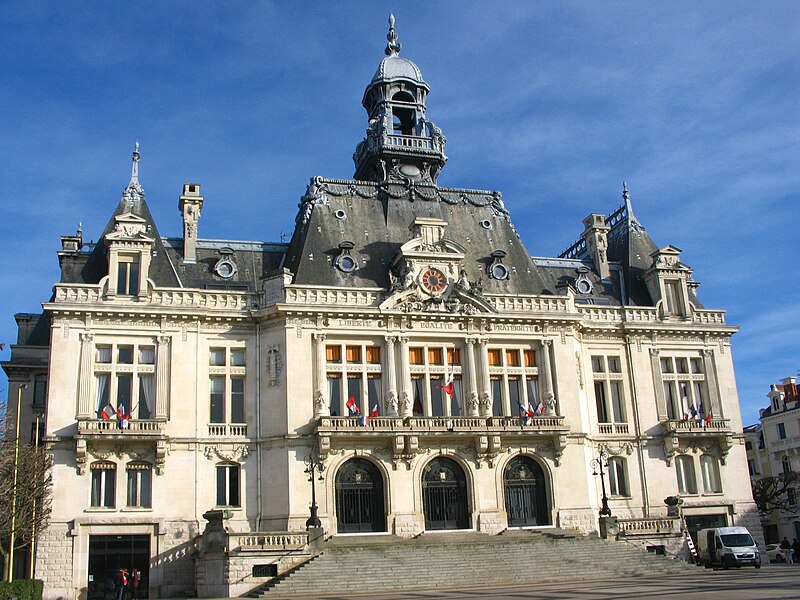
(3, 17), (760, 600)
(746, 377), (800, 543)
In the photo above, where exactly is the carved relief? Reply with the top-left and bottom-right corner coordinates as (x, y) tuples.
(266, 345), (281, 386)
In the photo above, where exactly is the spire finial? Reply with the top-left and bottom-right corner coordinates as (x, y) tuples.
(131, 141), (140, 183)
(622, 181), (639, 226)
(385, 13), (401, 56)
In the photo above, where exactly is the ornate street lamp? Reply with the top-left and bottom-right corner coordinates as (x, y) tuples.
(591, 448), (612, 517)
(304, 452), (324, 529)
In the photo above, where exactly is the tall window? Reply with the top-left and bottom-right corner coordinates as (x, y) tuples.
(326, 343), (382, 416)
(675, 455), (697, 495)
(661, 355), (707, 420)
(209, 347), (246, 423)
(591, 356), (625, 424)
(90, 462), (116, 508)
(782, 455), (793, 475)
(778, 423), (787, 440)
(405, 344), (462, 417)
(608, 457), (629, 496)
(117, 254), (140, 296)
(700, 455), (722, 493)
(216, 463), (240, 507)
(126, 463), (152, 508)
(663, 279), (684, 316)
(33, 375), (47, 408)
(94, 342), (156, 419)
(486, 347), (538, 417)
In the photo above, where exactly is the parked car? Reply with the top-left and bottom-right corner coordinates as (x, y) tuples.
(766, 544), (790, 563)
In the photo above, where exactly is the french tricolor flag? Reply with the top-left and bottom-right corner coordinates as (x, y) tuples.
(346, 395), (361, 416)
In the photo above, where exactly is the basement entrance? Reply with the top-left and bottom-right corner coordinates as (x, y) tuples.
(335, 458), (386, 533)
(87, 535), (150, 600)
(504, 456), (550, 526)
(422, 457), (470, 530)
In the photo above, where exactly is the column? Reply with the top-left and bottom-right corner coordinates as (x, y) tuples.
(649, 348), (666, 420)
(477, 337), (491, 417)
(464, 338), (479, 417)
(540, 339), (555, 415)
(313, 333), (328, 417)
(384, 336), (398, 416)
(155, 336), (171, 419)
(77, 333), (94, 417)
(702, 349), (721, 418)
(397, 336), (412, 417)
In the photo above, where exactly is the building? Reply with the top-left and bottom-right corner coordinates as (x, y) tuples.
(3, 16), (760, 599)
(745, 377), (800, 544)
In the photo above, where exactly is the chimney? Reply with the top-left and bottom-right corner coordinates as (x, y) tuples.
(179, 183), (204, 263)
(581, 213), (610, 280)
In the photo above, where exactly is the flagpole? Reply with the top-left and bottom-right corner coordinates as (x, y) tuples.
(7, 383), (27, 581)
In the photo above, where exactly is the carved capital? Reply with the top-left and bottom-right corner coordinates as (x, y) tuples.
(313, 332), (327, 343)
(465, 337), (477, 347)
(649, 347), (660, 357)
(541, 339), (553, 349)
(80, 333), (94, 344)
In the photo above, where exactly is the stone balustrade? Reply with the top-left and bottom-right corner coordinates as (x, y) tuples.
(663, 418), (731, 432)
(53, 284), (253, 310)
(229, 532), (309, 552)
(487, 295), (571, 313)
(317, 415), (565, 433)
(77, 418), (165, 435)
(207, 423), (248, 437)
(284, 287), (382, 307)
(616, 517), (681, 537)
(598, 423), (630, 435)
(692, 310), (727, 324)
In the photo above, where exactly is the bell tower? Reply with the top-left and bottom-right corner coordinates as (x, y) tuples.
(353, 15), (447, 184)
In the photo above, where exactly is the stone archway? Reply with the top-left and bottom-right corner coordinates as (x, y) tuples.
(503, 456), (550, 526)
(335, 458), (387, 533)
(422, 457), (470, 530)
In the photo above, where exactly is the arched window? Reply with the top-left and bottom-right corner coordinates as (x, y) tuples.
(608, 457), (629, 496)
(700, 455), (722, 493)
(127, 462), (152, 508)
(392, 91), (415, 103)
(675, 455), (697, 495)
(216, 462), (240, 507)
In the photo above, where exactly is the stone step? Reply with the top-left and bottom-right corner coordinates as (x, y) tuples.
(249, 533), (697, 597)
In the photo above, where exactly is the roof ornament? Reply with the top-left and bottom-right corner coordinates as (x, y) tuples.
(385, 14), (402, 56)
(622, 181), (641, 230)
(122, 141), (145, 206)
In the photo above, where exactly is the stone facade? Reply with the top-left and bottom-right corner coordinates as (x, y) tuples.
(3, 16), (761, 600)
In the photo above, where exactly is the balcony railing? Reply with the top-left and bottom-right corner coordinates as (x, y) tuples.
(317, 415), (566, 433)
(77, 418), (165, 435)
(598, 423), (630, 435)
(616, 517), (680, 537)
(387, 134), (433, 150)
(208, 423), (248, 437)
(663, 418), (731, 432)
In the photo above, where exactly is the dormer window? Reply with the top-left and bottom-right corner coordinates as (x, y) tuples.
(663, 279), (683, 316)
(117, 254), (140, 296)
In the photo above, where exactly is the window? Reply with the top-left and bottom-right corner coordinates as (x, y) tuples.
(664, 279), (683, 316)
(33, 376), (47, 408)
(782, 455), (793, 475)
(117, 254), (140, 296)
(30, 420), (45, 446)
(326, 343), (383, 416)
(90, 462), (116, 508)
(608, 457), (628, 496)
(404, 344), (463, 417)
(486, 346), (540, 418)
(789, 488), (797, 506)
(660, 355), (708, 421)
(208, 347), (246, 424)
(592, 356), (626, 424)
(700, 455), (722, 493)
(747, 459), (758, 477)
(94, 342), (156, 419)
(675, 455), (697, 495)
(779, 423), (787, 440)
(126, 463), (152, 508)
(216, 463), (240, 507)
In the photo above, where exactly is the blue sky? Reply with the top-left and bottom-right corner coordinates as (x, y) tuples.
(1, 2), (797, 425)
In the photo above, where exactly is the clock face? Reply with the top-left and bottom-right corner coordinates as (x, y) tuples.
(421, 267), (447, 294)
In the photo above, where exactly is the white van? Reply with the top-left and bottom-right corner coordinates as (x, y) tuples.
(696, 526), (761, 568)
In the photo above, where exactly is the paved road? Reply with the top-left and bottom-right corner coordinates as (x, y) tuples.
(259, 564), (799, 600)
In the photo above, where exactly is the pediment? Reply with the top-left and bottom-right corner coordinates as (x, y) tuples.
(105, 213), (155, 243)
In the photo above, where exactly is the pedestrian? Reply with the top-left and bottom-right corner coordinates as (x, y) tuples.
(780, 537), (793, 564)
(130, 568), (140, 600)
(114, 568), (128, 600)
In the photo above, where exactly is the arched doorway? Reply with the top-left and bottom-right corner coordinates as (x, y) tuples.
(422, 457), (470, 530)
(335, 458), (386, 533)
(503, 456), (550, 526)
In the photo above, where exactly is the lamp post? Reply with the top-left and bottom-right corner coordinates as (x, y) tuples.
(7, 383), (27, 582)
(303, 452), (324, 529)
(591, 448), (612, 518)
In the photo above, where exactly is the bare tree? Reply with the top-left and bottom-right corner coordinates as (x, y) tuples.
(0, 399), (53, 580)
(751, 473), (800, 517)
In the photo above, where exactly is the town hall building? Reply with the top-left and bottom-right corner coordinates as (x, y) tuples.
(3, 16), (760, 599)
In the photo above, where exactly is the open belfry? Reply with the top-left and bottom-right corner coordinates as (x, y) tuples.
(4, 15), (760, 599)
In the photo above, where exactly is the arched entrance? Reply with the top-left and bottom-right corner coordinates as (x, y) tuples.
(335, 458), (386, 533)
(422, 457), (470, 530)
(503, 456), (550, 526)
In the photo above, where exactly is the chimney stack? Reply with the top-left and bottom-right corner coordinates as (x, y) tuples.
(581, 213), (610, 280)
(179, 183), (204, 263)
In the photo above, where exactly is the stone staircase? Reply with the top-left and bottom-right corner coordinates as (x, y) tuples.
(247, 529), (698, 597)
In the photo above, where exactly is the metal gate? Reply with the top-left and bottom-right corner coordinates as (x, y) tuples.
(422, 457), (470, 530)
(504, 456), (550, 526)
(335, 458), (386, 533)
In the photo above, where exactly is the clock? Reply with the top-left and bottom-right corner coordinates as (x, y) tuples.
(421, 267), (447, 294)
